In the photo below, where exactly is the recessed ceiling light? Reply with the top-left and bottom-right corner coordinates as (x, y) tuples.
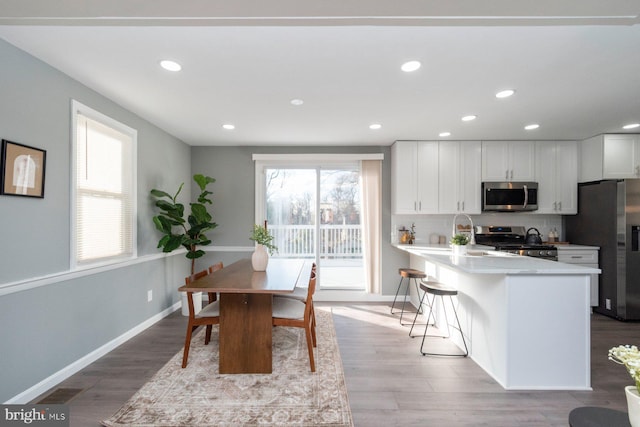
(496, 89), (516, 98)
(461, 115), (477, 122)
(623, 123), (640, 130)
(290, 99), (304, 106)
(369, 124), (382, 130)
(160, 60), (182, 72)
(525, 124), (540, 130)
(401, 61), (421, 72)
(439, 132), (451, 137)
(222, 124), (235, 130)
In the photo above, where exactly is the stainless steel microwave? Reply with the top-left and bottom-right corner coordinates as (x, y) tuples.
(482, 182), (538, 212)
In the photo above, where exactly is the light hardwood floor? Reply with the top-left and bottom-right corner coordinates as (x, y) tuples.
(32, 303), (639, 426)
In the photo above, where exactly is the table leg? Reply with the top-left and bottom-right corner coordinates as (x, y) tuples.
(219, 293), (273, 374)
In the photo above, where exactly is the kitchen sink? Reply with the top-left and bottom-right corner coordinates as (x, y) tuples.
(466, 250), (490, 256)
(465, 250), (514, 257)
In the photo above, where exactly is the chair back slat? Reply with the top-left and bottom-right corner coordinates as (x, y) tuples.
(209, 262), (224, 274)
(304, 275), (316, 318)
(206, 262), (224, 303)
(185, 269), (209, 286)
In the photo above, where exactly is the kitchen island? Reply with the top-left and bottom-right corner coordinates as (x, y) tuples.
(394, 244), (601, 390)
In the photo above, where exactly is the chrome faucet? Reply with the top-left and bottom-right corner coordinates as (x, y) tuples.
(452, 213), (476, 245)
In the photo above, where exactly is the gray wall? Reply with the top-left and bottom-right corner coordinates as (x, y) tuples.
(191, 146), (406, 295)
(0, 39), (192, 402)
(0, 38), (407, 402)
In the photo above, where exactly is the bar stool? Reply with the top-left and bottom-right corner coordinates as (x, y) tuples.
(413, 280), (468, 357)
(408, 279), (438, 337)
(391, 268), (426, 325)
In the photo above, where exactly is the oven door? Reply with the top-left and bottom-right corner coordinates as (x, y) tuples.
(482, 182), (538, 212)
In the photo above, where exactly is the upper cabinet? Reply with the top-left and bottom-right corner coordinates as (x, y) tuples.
(438, 141), (481, 214)
(391, 141), (438, 214)
(392, 139), (581, 216)
(535, 141), (578, 214)
(481, 141), (535, 182)
(580, 134), (640, 182)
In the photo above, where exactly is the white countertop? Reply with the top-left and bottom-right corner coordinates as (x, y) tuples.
(394, 244), (601, 275)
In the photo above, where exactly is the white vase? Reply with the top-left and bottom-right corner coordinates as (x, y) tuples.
(251, 244), (269, 271)
(452, 244), (467, 256)
(181, 291), (202, 316)
(626, 385), (640, 426)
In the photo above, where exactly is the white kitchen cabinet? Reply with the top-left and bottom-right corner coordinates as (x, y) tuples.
(535, 141), (578, 214)
(482, 141), (535, 182)
(438, 141), (481, 214)
(603, 134), (640, 179)
(391, 141), (438, 214)
(579, 134), (640, 182)
(557, 246), (599, 306)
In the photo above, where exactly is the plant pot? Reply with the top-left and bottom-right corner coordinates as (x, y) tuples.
(181, 291), (203, 316)
(451, 244), (467, 256)
(626, 385), (640, 426)
(251, 244), (269, 271)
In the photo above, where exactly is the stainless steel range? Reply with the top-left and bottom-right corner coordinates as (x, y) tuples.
(474, 226), (558, 261)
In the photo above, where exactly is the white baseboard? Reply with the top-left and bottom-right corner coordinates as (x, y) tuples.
(315, 290), (395, 302)
(5, 301), (181, 404)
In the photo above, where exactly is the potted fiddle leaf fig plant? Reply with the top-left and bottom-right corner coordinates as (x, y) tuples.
(249, 223), (278, 271)
(150, 174), (218, 315)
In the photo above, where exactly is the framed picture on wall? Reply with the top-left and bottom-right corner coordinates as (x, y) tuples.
(1, 139), (47, 198)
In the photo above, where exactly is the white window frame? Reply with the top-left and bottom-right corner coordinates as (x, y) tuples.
(70, 100), (137, 269)
(253, 153), (383, 291)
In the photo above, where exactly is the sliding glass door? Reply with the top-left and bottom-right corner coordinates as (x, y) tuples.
(261, 165), (365, 290)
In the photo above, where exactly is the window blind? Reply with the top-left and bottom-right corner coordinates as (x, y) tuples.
(73, 104), (136, 266)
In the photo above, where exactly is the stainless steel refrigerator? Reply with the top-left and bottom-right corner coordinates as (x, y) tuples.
(564, 179), (640, 320)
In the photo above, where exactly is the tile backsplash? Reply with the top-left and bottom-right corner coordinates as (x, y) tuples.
(391, 213), (564, 245)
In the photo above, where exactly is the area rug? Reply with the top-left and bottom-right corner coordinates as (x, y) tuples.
(102, 309), (353, 426)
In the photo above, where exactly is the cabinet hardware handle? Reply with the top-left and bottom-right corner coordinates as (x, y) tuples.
(571, 256), (583, 259)
(419, 201), (422, 211)
(505, 170), (509, 180)
(558, 201), (562, 211)
(510, 170), (513, 180)
(457, 201), (460, 211)
(553, 202), (557, 210)
(462, 201), (465, 211)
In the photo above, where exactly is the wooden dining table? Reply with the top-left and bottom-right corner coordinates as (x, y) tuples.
(179, 258), (313, 374)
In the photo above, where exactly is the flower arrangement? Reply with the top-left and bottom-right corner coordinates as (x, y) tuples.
(250, 223), (278, 255)
(450, 233), (470, 246)
(609, 345), (640, 392)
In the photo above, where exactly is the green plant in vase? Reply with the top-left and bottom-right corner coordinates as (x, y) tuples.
(450, 233), (470, 246)
(250, 223), (278, 255)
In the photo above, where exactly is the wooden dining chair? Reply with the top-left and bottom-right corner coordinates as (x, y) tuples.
(280, 262), (316, 302)
(279, 263), (317, 332)
(181, 263), (223, 368)
(272, 271), (317, 372)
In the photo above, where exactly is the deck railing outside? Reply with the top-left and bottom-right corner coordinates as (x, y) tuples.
(269, 224), (362, 258)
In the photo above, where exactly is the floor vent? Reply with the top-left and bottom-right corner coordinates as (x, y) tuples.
(37, 387), (83, 404)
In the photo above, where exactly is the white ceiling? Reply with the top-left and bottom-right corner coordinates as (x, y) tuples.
(1, 1), (639, 146)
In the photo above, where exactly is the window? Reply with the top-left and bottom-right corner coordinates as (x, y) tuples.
(262, 165), (365, 290)
(254, 154), (383, 293)
(71, 100), (137, 267)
